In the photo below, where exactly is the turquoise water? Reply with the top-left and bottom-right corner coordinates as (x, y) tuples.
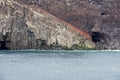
(0, 50), (120, 80)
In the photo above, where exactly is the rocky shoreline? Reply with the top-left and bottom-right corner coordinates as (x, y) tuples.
(19, 0), (120, 49)
(0, 0), (120, 50)
(0, 0), (95, 50)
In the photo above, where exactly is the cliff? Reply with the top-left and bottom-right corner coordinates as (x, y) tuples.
(0, 0), (95, 50)
(20, 0), (120, 49)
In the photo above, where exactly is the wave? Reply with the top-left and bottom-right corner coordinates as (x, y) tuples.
(0, 49), (120, 54)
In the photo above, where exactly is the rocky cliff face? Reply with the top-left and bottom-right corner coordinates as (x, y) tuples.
(19, 0), (120, 49)
(0, 0), (95, 50)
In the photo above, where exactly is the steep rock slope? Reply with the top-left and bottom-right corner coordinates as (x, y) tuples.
(20, 0), (120, 49)
(0, 0), (95, 50)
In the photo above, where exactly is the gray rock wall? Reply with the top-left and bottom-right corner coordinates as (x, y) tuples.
(0, 0), (95, 50)
(20, 0), (120, 49)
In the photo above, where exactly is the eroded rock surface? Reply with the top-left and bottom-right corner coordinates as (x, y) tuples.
(0, 0), (95, 50)
(19, 0), (120, 49)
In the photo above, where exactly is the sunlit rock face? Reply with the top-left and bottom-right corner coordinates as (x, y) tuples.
(20, 0), (120, 49)
(0, 0), (95, 50)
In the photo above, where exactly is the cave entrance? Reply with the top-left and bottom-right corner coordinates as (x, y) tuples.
(0, 33), (11, 50)
(91, 31), (107, 43)
(0, 41), (10, 50)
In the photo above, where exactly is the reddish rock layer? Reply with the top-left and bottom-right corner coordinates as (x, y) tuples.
(27, 4), (92, 40)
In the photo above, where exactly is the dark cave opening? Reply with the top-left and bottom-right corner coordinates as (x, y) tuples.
(0, 41), (9, 50)
(0, 33), (11, 50)
(91, 31), (106, 43)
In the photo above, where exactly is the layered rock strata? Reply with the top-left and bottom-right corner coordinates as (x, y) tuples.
(20, 0), (120, 49)
(0, 0), (95, 50)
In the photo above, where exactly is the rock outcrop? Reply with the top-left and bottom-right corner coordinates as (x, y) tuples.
(0, 0), (95, 50)
(20, 0), (120, 49)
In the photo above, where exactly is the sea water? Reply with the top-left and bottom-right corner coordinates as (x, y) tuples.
(0, 50), (120, 80)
